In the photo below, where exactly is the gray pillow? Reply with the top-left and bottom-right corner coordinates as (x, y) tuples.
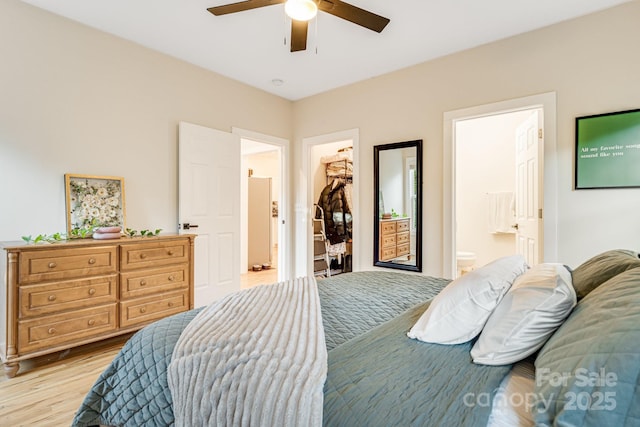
(533, 267), (640, 426)
(571, 249), (640, 299)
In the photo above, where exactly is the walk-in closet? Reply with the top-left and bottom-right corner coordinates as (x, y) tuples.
(311, 142), (354, 277)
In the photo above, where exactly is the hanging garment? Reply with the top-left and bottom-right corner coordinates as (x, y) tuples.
(317, 180), (352, 245)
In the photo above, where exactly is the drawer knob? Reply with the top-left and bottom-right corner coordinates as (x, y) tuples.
(88, 319), (96, 326)
(88, 288), (96, 295)
(168, 250), (174, 256)
(48, 328), (56, 335)
(168, 301), (174, 307)
(140, 280), (147, 286)
(168, 275), (175, 281)
(48, 295), (56, 302)
(88, 258), (96, 265)
(48, 262), (57, 269)
(140, 307), (147, 314)
(140, 253), (147, 259)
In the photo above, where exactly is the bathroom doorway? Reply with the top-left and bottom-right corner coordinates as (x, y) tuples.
(454, 110), (540, 276)
(443, 92), (559, 279)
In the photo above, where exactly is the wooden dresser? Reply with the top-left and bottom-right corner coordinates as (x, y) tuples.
(0, 234), (195, 378)
(379, 218), (411, 261)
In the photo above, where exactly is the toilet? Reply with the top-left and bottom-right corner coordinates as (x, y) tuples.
(456, 251), (477, 277)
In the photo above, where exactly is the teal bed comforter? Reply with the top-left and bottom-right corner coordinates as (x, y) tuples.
(324, 300), (511, 427)
(72, 271), (509, 427)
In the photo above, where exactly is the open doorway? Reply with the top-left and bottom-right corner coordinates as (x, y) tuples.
(241, 140), (280, 287)
(299, 129), (359, 278)
(443, 93), (559, 279)
(234, 128), (290, 288)
(455, 109), (541, 277)
(311, 140), (354, 277)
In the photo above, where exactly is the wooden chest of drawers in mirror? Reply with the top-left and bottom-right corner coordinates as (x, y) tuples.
(0, 234), (195, 378)
(379, 218), (411, 261)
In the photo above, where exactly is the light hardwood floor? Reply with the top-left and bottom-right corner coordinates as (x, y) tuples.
(241, 246), (278, 289)
(0, 335), (129, 426)
(240, 266), (278, 289)
(0, 251), (278, 426)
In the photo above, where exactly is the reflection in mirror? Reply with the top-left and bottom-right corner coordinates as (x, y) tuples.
(374, 140), (422, 271)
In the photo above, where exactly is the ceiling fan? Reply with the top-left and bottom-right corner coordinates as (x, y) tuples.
(207, 0), (390, 52)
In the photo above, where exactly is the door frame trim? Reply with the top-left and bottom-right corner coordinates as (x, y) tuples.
(233, 127), (291, 282)
(443, 92), (558, 278)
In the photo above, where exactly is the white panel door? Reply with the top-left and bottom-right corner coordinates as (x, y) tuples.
(514, 111), (542, 266)
(179, 122), (240, 307)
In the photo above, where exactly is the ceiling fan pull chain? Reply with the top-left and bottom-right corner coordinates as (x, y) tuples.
(284, 13), (288, 46)
(315, 14), (319, 54)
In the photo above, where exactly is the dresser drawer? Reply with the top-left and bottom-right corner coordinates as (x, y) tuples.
(120, 290), (189, 328)
(120, 239), (189, 270)
(396, 243), (410, 257)
(18, 304), (117, 353)
(120, 265), (189, 299)
(380, 222), (397, 235)
(19, 246), (117, 284)
(396, 220), (410, 233)
(19, 275), (117, 318)
(396, 232), (410, 245)
(380, 247), (396, 261)
(381, 234), (396, 248)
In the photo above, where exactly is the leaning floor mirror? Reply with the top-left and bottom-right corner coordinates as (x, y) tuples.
(373, 139), (423, 272)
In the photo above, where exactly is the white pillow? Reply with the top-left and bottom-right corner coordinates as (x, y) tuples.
(407, 255), (528, 344)
(471, 263), (576, 365)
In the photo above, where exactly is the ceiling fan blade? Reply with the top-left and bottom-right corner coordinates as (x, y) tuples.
(207, 0), (285, 16)
(318, 0), (390, 33)
(290, 20), (308, 52)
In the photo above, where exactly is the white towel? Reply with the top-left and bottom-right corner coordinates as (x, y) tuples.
(487, 192), (516, 234)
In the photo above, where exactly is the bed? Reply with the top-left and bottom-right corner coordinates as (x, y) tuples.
(72, 251), (640, 427)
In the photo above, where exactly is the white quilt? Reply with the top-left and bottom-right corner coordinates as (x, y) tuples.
(168, 276), (327, 427)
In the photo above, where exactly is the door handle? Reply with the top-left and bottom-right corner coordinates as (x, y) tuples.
(182, 223), (199, 230)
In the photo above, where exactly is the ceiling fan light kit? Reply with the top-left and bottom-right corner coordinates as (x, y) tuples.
(284, 0), (318, 22)
(207, 0), (390, 52)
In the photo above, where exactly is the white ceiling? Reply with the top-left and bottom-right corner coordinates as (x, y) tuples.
(21, 0), (631, 101)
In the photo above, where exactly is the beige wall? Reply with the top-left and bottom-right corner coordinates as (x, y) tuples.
(0, 0), (292, 241)
(292, 1), (640, 275)
(3, 0), (640, 277)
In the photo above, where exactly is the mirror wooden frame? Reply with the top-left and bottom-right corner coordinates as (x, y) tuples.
(373, 139), (423, 272)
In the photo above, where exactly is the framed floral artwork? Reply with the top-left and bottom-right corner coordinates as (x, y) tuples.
(64, 174), (126, 234)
